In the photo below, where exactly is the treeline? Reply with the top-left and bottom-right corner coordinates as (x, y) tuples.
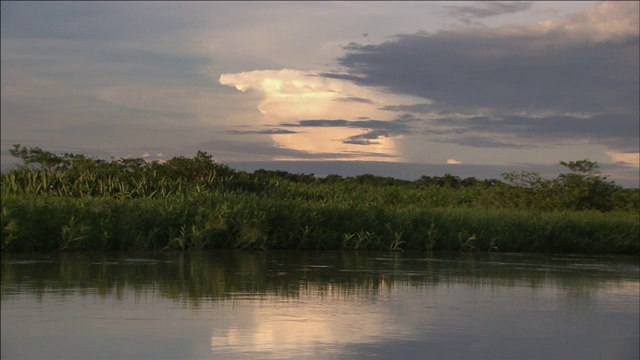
(3, 144), (637, 212)
(1, 145), (638, 253)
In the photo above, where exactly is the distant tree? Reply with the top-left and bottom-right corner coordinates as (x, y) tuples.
(163, 151), (232, 182)
(556, 159), (619, 211)
(9, 144), (65, 171)
(501, 171), (546, 190)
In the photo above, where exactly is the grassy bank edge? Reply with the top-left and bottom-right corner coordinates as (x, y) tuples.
(2, 194), (637, 254)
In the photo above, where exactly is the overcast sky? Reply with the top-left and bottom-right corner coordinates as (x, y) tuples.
(1, 1), (638, 186)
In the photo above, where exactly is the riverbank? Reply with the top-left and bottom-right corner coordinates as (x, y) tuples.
(2, 192), (637, 254)
(2, 146), (638, 254)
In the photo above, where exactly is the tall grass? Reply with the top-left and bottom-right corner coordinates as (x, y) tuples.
(2, 192), (637, 253)
(1, 148), (638, 253)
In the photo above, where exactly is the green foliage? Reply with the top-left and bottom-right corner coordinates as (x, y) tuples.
(1, 145), (638, 254)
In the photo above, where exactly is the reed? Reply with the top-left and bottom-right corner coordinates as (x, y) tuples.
(1, 192), (637, 254)
(2, 146), (638, 254)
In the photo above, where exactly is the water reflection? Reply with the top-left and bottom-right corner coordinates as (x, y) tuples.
(1, 251), (638, 360)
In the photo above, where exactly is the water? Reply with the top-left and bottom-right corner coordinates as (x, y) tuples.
(1, 251), (638, 360)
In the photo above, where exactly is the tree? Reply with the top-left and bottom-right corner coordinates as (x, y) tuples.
(9, 144), (65, 171)
(557, 159), (619, 211)
(501, 171), (546, 190)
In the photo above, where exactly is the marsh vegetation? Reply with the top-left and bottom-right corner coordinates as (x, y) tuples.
(2, 145), (638, 253)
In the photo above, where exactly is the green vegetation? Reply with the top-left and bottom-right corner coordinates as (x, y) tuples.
(2, 144), (638, 253)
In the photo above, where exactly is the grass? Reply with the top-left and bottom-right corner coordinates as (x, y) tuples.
(1, 191), (638, 254)
(1, 149), (638, 254)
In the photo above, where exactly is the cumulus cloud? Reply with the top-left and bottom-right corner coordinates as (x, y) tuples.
(219, 69), (425, 161)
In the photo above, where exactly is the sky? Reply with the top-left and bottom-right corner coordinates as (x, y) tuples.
(1, 1), (639, 186)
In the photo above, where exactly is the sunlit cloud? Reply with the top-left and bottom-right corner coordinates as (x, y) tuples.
(219, 69), (426, 161)
(446, 159), (462, 165)
(607, 150), (640, 168)
(537, 1), (639, 42)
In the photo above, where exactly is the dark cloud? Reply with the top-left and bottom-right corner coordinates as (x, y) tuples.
(444, 1), (533, 21)
(280, 118), (414, 146)
(380, 103), (433, 114)
(333, 96), (374, 104)
(282, 119), (411, 132)
(431, 114), (639, 151)
(343, 129), (397, 145)
(343, 138), (380, 145)
(322, 21), (639, 153)
(324, 29), (638, 113)
(283, 119), (349, 127)
(430, 135), (535, 149)
(226, 128), (298, 135)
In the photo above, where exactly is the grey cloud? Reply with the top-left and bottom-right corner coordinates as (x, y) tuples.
(226, 128), (298, 135)
(460, 114), (638, 142)
(426, 113), (639, 151)
(283, 119), (411, 132)
(343, 138), (380, 145)
(333, 96), (374, 104)
(280, 118), (414, 146)
(380, 103), (433, 114)
(283, 119), (350, 127)
(444, 1), (533, 20)
(0, 2), (212, 42)
(322, 23), (639, 154)
(343, 129), (397, 146)
(431, 135), (535, 149)
(325, 30), (639, 114)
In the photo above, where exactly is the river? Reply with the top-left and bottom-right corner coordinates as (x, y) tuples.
(1, 251), (638, 359)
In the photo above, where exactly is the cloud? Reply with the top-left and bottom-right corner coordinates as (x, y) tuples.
(196, 139), (396, 161)
(219, 69), (426, 161)
(227, 128), (298, 135)
(432, 136), (534, 150)
(446, 159), (462, 165)
(606, 151), (640, 167)
(538, 1), (640, 42)
(327, 33), (637, 114)
(325, 1), (638, 111)
(380, 103), (433, 114)
(278, 118), (414, 147)
(333, 96), (374, 104)
(284, 119), (410, 132)
(321, 1), (639, 163)
(444, 1), (533, 22)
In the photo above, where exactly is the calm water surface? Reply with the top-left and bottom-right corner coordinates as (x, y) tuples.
(1, 251), (638, 360)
